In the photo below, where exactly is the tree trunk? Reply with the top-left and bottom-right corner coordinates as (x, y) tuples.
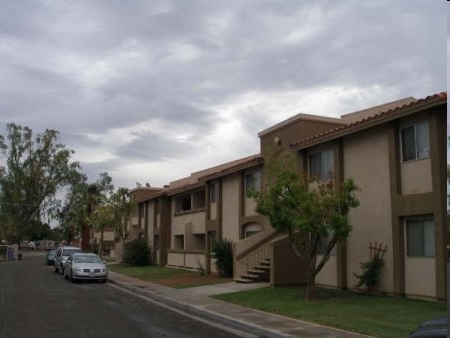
(305, 261), (317, 300)
(99, 229), (104, 257)
(81, 223), (91, 252)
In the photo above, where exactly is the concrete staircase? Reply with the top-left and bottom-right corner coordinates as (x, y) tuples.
(235, 258), (270, 283)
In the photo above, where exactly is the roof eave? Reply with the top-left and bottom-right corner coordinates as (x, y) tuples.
(290, 97), (446, 151)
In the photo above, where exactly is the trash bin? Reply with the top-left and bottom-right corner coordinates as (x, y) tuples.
(7, 247), (14, 261)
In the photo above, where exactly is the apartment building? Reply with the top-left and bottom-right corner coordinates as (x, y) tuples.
(125, 92), (447, 300)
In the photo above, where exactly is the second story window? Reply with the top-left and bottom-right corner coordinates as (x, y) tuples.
(193, 189), (206, 209)
(210, 181), (217, 204)
(245, 171), (261, 196)
(309, 149), (333, 179)
(175, 194), (191, 213)
(401, 121), (429, 161)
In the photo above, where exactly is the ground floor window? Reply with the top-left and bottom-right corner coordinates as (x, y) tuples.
(405, 218), (434, 257)
(244, 223), (261, 238)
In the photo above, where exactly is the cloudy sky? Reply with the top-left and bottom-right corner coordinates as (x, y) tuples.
(0, 0), (446, 189)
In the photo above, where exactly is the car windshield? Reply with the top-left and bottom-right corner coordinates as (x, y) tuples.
(73, 255), (102, 264)
(63, 249), (81, 256)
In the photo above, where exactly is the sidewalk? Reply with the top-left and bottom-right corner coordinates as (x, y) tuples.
(108, 271), (373, 338)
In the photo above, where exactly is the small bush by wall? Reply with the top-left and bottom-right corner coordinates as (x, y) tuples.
(212, 238), (233, 277)
(123, 239), (152, 266)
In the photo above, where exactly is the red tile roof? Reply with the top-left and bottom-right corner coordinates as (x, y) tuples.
(290, 92), (446, 150)
(166, 154), (263, 196)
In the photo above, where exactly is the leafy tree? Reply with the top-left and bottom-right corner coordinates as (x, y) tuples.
(0, 124), (80, 243)
(108, 187), (135, 260)
(60, 172), (113, 251)
(252, 153), (359, 300)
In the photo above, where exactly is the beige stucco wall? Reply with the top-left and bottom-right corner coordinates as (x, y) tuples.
(171, 209), (205, 235)
(170, 196), (205, 249)
(244, 196), (258, 217)
(404, 257), (436, 298)
(210, 203), (217, 220)
(315, 255), (337, 286)
(401, 159), (432, 195)
(103, 231), (115, 241)
(222, 173), (241, 242)
(131, 216), (138, 226)
(167, 251), (206, 270)
(185, 253), (205, 269)
(167, 252), (184, 266)
(343, 125), (394, 293)
(210, 258), (218, 274)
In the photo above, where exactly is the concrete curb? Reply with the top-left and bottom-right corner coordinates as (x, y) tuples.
(108, 276), (289, 338)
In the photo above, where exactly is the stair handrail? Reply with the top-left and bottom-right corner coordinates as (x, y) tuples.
(238, 233), (279, 272)
(236, 231), (279, 261)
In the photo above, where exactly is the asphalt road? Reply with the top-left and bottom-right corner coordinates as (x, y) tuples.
(0, 254), (243, 338)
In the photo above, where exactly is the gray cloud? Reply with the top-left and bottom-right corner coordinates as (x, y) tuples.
(0, 0), (446, 187)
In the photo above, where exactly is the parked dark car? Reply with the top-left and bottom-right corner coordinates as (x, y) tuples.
(409, 317), (447, 338)
(45, 249), (56, 266)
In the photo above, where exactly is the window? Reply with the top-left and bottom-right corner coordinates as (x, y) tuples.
(406, 218), (434, 257)
(244, 223), (262, 238)
(245, 171), (261, 196)
(193, 189), (205, 209)
(308, 149), (333, 179)
(210, 181), (217, 203)
(401, 121), (429, 161)
(175, 194), (191, 212)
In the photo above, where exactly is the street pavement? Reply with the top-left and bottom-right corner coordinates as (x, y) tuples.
(108, 271), (374, 338)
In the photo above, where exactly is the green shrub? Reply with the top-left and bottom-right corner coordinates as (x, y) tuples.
(123, 238), (152, 266)
(354, 254), (385, 292)
(212, 238), (233, 277)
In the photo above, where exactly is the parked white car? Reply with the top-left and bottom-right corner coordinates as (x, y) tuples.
(54, 246), (83, 275)
(63, 253), (108, 283)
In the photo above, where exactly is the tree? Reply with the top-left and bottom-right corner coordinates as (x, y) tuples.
(0, 123), (80, 243)
(108, 187), (134, 260)
(251, 153), (359, 300)
(60, 172), (113, 251)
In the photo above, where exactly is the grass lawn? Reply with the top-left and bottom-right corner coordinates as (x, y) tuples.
(213, 286), (446, 338)
(108, 264), (231, 288)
